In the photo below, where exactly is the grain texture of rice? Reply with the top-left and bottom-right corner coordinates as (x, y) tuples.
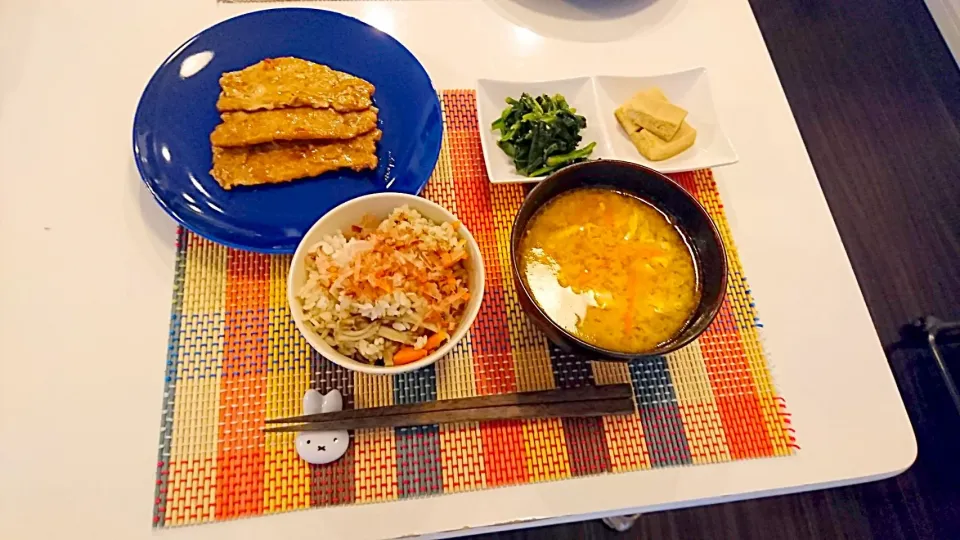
(296, 205), (471, 365)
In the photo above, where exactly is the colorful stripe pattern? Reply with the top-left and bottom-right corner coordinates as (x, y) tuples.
(152, 91), (796, 527)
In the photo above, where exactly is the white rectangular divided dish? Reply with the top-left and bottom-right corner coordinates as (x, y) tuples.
(476, 77), (611, 184)
(477, 69), (738, 183)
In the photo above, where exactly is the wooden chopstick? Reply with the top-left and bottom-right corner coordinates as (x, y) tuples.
(265, 383), (632, 424)
(263, 384), (635, 433)
(263, 396), (635, 433)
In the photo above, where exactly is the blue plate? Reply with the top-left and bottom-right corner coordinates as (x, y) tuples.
(133, 8), (443, 253)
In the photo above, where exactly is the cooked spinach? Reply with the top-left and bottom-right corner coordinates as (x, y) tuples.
(491, 93), (596, 177)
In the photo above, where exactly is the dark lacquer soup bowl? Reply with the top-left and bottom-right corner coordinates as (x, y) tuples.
(510, 160), (728, 360)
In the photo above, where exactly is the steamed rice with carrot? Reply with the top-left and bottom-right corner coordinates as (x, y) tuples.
(296, 205), (471, 366)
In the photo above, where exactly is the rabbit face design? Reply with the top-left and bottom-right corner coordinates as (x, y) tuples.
(294, 389), (350, 465)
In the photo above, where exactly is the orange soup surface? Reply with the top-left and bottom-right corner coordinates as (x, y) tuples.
(519, 188), (700, 353)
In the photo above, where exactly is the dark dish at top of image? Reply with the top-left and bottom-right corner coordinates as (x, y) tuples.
(209, 57), (382, 190)
(491, 93), (596, 177)
(518, 188), (700, 353)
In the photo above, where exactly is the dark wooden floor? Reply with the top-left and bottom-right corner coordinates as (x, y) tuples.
(476, 0), (960, 538)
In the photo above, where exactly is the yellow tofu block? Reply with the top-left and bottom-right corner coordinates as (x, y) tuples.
(629, 121), (697, 161)
(622, 92), (688, 140)
(634, 87), (668, 102)
(614, 106), (641, 133)
(615, 89), (670, 134)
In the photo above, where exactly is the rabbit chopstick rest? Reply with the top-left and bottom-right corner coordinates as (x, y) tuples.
(294, 389), (349, 465)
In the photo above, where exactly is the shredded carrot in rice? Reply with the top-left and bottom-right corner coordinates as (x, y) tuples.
(321, 214), (470, 331)
(299, 205), (472, 365)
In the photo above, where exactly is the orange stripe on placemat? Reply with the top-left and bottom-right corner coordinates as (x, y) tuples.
(668, 170), (703, 199)
(698, 298), (775, 459)
(215, 250), (271, 519)
(672, 169), (779, 459)
(443, 90), (517, 396)
(479, 420), (529, 486)
(689, 170), (795, 455)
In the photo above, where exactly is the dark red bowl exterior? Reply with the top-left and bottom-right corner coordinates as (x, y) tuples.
(510, 160), (728, 360)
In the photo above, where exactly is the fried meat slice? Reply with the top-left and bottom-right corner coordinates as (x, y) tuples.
(211, 129), (381, 189)
(210, 107), (379, 147)
(216, 57), (375, 113)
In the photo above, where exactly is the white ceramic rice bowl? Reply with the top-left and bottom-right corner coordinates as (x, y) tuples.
(288, 193), (485, 374)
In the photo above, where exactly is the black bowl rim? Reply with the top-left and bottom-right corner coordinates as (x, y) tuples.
(509, 159), (728, 360)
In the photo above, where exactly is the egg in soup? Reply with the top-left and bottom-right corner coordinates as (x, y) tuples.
(519, 188), (700, 353)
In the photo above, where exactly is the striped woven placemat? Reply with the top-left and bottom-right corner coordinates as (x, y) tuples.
(152, 90), (796, 527)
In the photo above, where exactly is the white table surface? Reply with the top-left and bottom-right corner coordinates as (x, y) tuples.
(0, 0), (917, 538)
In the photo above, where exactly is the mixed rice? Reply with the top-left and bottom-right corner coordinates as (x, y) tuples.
(297, 205), (471, 366)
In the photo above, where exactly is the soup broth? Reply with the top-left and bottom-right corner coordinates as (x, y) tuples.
(519, 188), (700, 353)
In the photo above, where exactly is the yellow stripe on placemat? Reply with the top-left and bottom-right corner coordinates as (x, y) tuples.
(180, 235), (228, 316)
(166, 235), (226, 525)
(353, 374), (398, 502)
(354, 373), (394, 408)
(263, 255), (312, 513)
(436, 337), (488, 493)
(493, 184), (555, 394)
(436, 340), (479, 400)
(667, 342), (731, 464)
(421, 101), (459, 215)
(440, 422), (488, 492)
(522, 418), (572, 481)
(592, 362), (651, 472)
(429, 96), (479, 401)
(428, 96), (487, 492)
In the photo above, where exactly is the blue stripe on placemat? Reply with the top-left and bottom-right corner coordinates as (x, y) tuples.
(153, 228), (188, 527)
(394, 365), (442, 497)
(546, 343), (596, 389)
(396, 425), (443, 497)
(310, 351), (358, 506)
(311, 350), (356, 409)
(394, 364), (438, 404)
(547, 344), (613, 476)
(628, 358), (693, 466)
